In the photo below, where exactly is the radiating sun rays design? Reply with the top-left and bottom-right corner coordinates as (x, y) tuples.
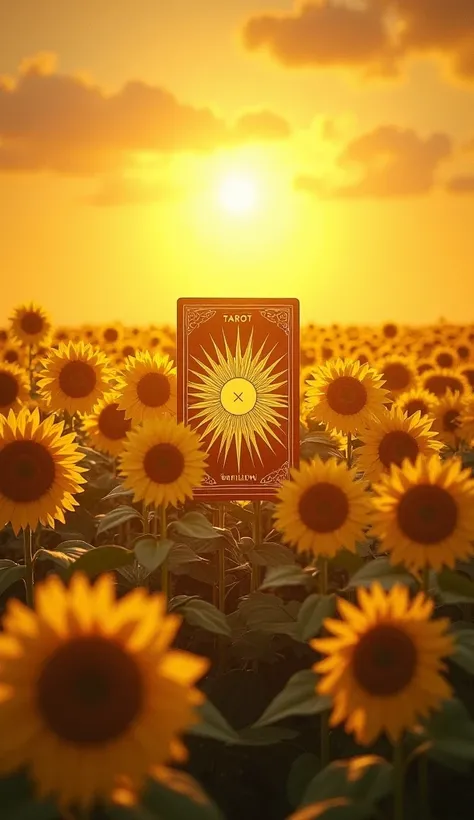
(188, 329), (288, 470)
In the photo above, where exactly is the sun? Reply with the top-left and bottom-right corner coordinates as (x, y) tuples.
(217, 172), (259, 215)
(188, 329), (287, 470)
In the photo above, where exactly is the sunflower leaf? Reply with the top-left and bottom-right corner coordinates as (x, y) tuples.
(170, 512), (220, 540)
(0, 770), (58, 820)
(70, 545), (135, 578)
(247, 542), (296, 567)
(102, 484), (135, 502)
(253, 670), (330, 728)
(34, 546), (89, 569)
(297, 594), (337, 641)
(54, 539), (95, 551)
(238, 592), (300, 637)
(300, 756), (393, 809)
(96, 505), (143, 535)
(437, 568), (474, 603)
(0, 562), (26, 596)
(346, 557), (416, 590)
(134, 536), (173, 572)
(188, 699), (241, 744)
(174, 597), (231, 637)
(259, 565), (311, 591)
(167, 543), (209, 573)
(419, 697), (474, 761)
(288, 798), (378, 819)
(135, 767), (225, 820)
(450, 624), (474, 675)
(223, 502), (255, 525)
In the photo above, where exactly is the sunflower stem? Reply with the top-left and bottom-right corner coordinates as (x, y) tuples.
(251, 500), (262, 592)
(346, 431), (353, 468)
(393, 737), (405, 820)
(218, 504), (226, 612)
(143, 501), (149, 533)
(160, 502), (169, 606)
(419, 753), (430, 820)
(23, 526), (34, 608)
(28, 343), (35, 397)
(318, 555), (330, 768)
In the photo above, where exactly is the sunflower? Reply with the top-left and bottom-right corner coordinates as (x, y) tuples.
(82, 393), (133, 456)
(460, 366), (474, 390)
(421, 367), (469, 398)
(117, 352), (177, 426)
(9, 303), (51, 347)
(371, 454), (474, 573)
(431, 390), (468, 447)
(37, 342), (114, 415)
(305, 359), (389, 435)
(0, 362), (29, 417)
(432, 346), (457, 370)
(274, 457), (371, 559)
(120, 416), (207, 508)
(100, 324), (124, 347)
(377, 355), (416, 397)
(0, 408), (86, 534)
(0, 572), (209, 809)
(311, 582), (454, 745)
(456, 340), (472, 363)
(381, 322), (399, 340)
(355, 407), (442, 482)
(1, 344), (24, 366)
(394, 387), (439, 419)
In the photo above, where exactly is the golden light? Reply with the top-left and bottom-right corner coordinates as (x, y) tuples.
(217, 172), (259, 215)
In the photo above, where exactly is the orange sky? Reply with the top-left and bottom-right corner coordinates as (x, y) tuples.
(1, 0), (474, 328)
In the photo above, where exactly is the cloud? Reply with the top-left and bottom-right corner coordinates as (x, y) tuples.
(295, 125), (452, 198)
(84, 176), (180, 207)
(0, 54), (291, 175)
(446, 175), (474, 194)
(242, 0), (474, 82)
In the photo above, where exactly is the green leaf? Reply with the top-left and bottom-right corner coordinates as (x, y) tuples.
(174, 597), (231, 637)
(188, 699), (241, 744)
(134, 536), (172, 572)
(223, 502), (255, 525)
(420, 697), (474, 761)
(289, 799), (374, 820)
(136, 768), (224, 820)
(287, 753), (321, 809)
(297, 594), (337, 642)
(102, 484), (135, 502)
(238, 592), (299, 638)
(451, 624), (474, 675)
(253, 670), (330, 727)
(96, 505), (142, 535)
(0, 771), (57, 820)
(0, 562), (26, 596)
(70, 546), (134, 578)
(167, 543), (210, 573)
(247, 541), (296, 567)
(301, 756), (393, 808)
(238, 725), (297, 746)
(170, 512), (219, 540)
(346, 557), (416, 590)
(34, 546), (89, 570)
(259, 564), (310, 591)
(437, 568), (474, 603)
(54, 539), (95, 551)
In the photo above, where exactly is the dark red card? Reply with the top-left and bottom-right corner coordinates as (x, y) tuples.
(177, 298), (300, 501)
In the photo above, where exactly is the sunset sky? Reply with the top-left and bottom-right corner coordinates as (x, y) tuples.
(1, 0), (474, 328)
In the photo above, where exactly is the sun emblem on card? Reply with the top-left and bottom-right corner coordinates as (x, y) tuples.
(188, 329), (287, 470)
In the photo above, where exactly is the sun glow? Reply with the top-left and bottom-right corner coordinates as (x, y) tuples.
(217, 172), (259, 215)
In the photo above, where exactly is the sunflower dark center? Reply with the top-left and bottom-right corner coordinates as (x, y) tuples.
(425, 375), (463, 397)
(4, 350), (19, 364)
(104, 328), (119, 343)
(143, 442), (185, 484)
(298, 482), (349, 533)
(0, 372), (19, 406)
(37, 636), (143, 745)
(326, 376), (367, 416)
(383, 324), (398, 339)
(58, 361), (97, 398)
(458, 345), (470, 360)
(0, 330), (7, 342)
(98, 404), (132, 440)
(136, 372), (171, 408)
(20, 311), (44, 335)
(436, 352), (454, 369)
(443, 410), (461, 433)
(462, 369), (474, 389)
(383, 363), (411, 392)
(397, 484), (457, 544)
(418, 363), (433, 375)
(405, 399), (428, 417)
(353, 624), (417, 696)
(0, 440), (55, 502)
(122, 345), (135, 359)
(378, 430), (419, 470)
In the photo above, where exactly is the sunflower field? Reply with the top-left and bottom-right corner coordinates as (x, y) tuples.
(2, 305), (474, 820)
